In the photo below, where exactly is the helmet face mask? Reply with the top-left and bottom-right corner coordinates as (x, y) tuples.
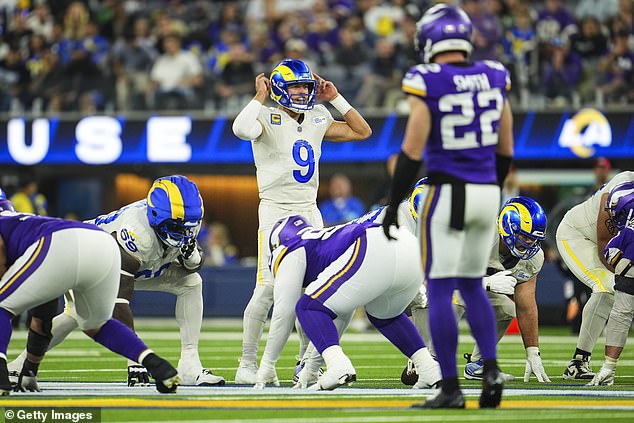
(606, 181), (634, 232)
(498, 196), (547, 260)
(270, 59), (317, 113)
(146, 175), (204, 249)
(415, 4), (473, 63)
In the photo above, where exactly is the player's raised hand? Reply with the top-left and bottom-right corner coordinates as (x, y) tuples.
(254, 73), (271, 102)
(314, 73), (338, 102)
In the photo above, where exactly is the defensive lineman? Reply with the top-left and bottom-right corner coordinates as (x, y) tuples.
(0, 196), (178, 394)
(254, 215), (441, 390)
(557, 171), (634, 379)
(382, 4), (514, 408)
(232, 59), (372, 384)
(8, 175), (224, 387)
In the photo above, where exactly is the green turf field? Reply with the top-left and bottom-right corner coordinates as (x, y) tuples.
(3, 319), (634, 422)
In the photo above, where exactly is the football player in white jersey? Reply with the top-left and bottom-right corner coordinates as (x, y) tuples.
(8, 175), (225, 387)
(588, 181), (634, 386)
(557, 171), (634, 380)
(401, 196), (550, 385)
(232, 58), (372, 384)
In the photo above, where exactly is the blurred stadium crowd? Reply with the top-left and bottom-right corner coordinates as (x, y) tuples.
(1, 0), (634, 114)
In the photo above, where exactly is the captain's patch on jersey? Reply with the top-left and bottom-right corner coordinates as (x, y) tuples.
(271, 114), (281, 125)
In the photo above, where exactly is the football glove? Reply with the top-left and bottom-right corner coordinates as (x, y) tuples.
(254, 360), (279, 389)
(128, 364), (151, 387)
(587, 361), (616, 386)
(178, 238), (203, 270)
(483, 270), (517, 295)
(524, 347), (551, 383)
(381, 204), (399, 240)
(14, 371), (41, 392)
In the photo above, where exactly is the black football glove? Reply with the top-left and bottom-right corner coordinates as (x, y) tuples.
(381, 204), (399, 240)
(128, 364), (151, 387)
(180, 238), (197, 260)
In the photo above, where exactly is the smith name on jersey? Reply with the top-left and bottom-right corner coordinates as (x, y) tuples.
(402, 60), (511, 184)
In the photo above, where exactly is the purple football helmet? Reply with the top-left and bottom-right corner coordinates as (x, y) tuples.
(415, 4), (473, 63)
(606, 181), (634, 231)
(269, 215), (312, 252)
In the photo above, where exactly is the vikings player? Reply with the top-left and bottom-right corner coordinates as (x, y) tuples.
(0, 195), (178, 395)
(253, 215), (441, 391)
(587, 181), (634, 386)
(557, 172), (634, 380)
(8, 175), (224, 387)
(232, 59), (372, 384)
(382, 4), (514, 408)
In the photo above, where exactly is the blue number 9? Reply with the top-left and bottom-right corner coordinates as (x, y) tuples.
(292, 140), (315, 183)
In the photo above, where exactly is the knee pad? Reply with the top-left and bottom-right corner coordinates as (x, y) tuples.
(27, 328), (51, 357)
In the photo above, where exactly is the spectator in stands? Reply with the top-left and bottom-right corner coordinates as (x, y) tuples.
(0, 47), (30, 112)
(363, 0), (407, 43)
(215, 43), (256, 113)
(112, 20), (158, 111)
(26, 3), (54, 42)
(29, 50), (65, 113)
(570, 17), (609, 102)
(4, 11), (33, 56)
(149, 33), (203, 110)
(463, 0), (503, 62)
(319, 173), (366, 226)
(354, 37), (401, 109)
(10, 176), (48, 216)
(597, 29), (634, 103)
(334, 26), (369, 100)
(305, 12), (340, 66)
(536, 0), (577, 76)
(542, 38), (583, 106)
(203, 222), (239, 267)
(502, 9), (538, 101)
(576, 0), (619, 23)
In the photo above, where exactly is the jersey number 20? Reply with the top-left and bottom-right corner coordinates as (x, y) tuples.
(439, 88), (503, 150)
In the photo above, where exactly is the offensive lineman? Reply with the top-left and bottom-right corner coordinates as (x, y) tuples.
(9, 175), (224, 387)
(557, 171), (634, 380)
(0, 196), (178, 394)
(232, 59), (372, 384)
(253, 215), (441, 390)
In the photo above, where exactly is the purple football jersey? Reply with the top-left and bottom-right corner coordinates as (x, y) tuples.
(0, 213), (101, 266)
(281, 220), (378, 286)
(402, 60), (510, 184)
(606, 227), (634, 265)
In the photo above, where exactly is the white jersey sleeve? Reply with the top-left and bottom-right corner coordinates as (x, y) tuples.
(251, 105), (333, 207)
(353, 202), (416, 234)
(262, 248), (307, 364)
(88, 200), (181, 280)
(563, 171), (634, 242)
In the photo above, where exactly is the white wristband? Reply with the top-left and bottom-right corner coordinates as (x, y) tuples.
(329, 94), (353, 116)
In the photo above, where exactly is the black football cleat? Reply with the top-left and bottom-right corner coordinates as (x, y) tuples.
(401, 359), (418, 386)
(0, 360), (11, 396)
(479, 368), (504, 408)
(412, 389), (465, 409)
(142, 354), (180, 394)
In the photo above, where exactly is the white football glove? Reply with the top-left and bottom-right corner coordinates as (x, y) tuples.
(524, 347), (551, 383)
(254, 360), (279, 389)
(483, 270), (517, 295)
(587, 362), (616, 386)
(15, 371), (41, 392)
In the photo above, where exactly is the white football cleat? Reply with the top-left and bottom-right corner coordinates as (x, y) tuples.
(192, 368), (225, 386)
(234, 362), (258, 385)
(315, 364), (356, 391)
(178, 359), (225, 386)
(412, 359), (442, 389)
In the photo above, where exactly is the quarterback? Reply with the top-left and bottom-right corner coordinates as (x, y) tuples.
(9, 175), (224, 387)
(232, 59), (372, 384)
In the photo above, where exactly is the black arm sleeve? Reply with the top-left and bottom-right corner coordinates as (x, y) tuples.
(387, 150), (422, 207)
(496, 153), (513, 188)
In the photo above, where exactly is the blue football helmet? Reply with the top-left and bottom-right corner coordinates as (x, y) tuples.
(606, 181), (634, 231)
(146, 175), (204, 248)
(409, 177), (429, 220)
(498, 196), (547, 260)
(269, 215), (311, 253)
(269, 59), (317, 113)
(0, 187), (15, 212)
(415, 4), (473, 63)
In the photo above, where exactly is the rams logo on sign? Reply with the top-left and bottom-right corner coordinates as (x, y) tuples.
(271, 114), (281, 125)
(558, 108), (612, 158)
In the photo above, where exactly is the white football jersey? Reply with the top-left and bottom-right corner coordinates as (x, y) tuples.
(354, 202), (417, 235)
(252, 104), (334, 207)
(562, 171), (634, 242)
(487, 235), (544, 284)
(86, 200), (182, 281)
